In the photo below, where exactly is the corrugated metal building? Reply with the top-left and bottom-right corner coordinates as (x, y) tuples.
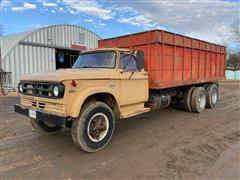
(0, 24), (101, 88)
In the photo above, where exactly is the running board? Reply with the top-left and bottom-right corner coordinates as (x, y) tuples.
(120, 103), (151, 119)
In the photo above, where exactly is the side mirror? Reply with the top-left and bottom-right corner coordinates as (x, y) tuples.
(135, 50), (144, 70)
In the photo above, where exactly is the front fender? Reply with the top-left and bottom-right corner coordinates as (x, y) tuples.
(69, 87), (120, 118)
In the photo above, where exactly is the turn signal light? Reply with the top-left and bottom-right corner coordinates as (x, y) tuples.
(71, 80), (77, 87)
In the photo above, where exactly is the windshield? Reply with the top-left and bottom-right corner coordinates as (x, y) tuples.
(73, 51), (116, 68)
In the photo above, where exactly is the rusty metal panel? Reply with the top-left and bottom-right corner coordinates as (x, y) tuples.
(183, 48), (191, 80)
(99, 29), (226, 89)
(211, 52), (216, 77)
(199, 51), (205, 79)
(192, 39), (199, 49)
(132, 32), (149, 45)
(117, 36), (131, 47)
(174, 35), (184, 47)
(174, 47), (183, 81)
(163, 32), (174, 45)
(206, 52), (211, 78)
(184, 37), (192, 48)
(200, 41), (206, 50)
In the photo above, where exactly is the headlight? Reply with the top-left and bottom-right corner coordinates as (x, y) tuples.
(53, 85), (59, 97)
(19, 83), (23, 93)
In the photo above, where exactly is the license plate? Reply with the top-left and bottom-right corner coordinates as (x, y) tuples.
(29, 109), (36, 119)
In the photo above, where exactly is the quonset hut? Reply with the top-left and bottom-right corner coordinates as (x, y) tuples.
(1, 24), (101, 88)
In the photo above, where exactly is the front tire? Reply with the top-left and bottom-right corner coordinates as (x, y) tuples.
(71, 101), (115, 153)
(30, 118), (62, 135)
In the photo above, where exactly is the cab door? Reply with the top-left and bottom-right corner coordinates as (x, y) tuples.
(118, 52), (148, 106)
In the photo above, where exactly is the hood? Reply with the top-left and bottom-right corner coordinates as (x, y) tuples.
(20, 68), (119, 82)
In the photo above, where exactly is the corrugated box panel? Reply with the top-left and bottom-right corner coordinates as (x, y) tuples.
(99, 29), (226, 89)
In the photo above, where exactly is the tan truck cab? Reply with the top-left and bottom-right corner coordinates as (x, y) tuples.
(15, 48), (150, 152)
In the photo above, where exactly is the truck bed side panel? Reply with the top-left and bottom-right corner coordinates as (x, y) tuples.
(98, 30), (226, 89)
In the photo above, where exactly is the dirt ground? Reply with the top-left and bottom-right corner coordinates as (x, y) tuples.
(0, 81), (239, 180)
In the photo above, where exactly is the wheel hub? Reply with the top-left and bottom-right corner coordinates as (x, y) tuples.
(87, 113), (109, 142)
(199, 92), (206, 109)
(212, 89), (217, 104)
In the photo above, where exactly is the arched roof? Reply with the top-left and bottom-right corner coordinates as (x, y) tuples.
(1, 24), (101, 59)
(1, 30), (36, 58)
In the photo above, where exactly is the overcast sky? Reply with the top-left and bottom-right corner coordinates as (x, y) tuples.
(1, 0), (239, 51)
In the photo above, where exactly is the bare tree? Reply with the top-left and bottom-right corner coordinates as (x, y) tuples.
(226, 20), (240, 72)
(231, 20), (240, 43)
(227, 53), (240, 71)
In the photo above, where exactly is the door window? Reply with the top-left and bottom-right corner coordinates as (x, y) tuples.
(119, 53), (137, 71)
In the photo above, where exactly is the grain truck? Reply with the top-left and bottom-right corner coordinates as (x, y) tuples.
(14, 30), (226, 152)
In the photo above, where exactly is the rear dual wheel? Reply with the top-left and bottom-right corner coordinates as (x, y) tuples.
(183, 84), (218, 113)
(191, 87), (206, 113)
(206, 84), (218, 108)
(183, 86), (195, 112)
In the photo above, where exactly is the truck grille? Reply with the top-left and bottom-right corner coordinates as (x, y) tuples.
(32, 101), (45, 110)
(21, 97), (67, 116)
(21, 82), (54, 98)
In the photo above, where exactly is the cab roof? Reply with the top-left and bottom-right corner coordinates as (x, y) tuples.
(81, 48), (132, 53)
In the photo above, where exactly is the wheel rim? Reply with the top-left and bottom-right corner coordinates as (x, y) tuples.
(87, 113), (109, 142)
(198, 92), (206, 109)
(211, 89), (218, 105)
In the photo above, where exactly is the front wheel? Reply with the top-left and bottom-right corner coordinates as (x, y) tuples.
(71, 101), (115, 153)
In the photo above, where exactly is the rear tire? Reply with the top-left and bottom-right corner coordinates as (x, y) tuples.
(191, 87), (206, 113)
(71, 101), (115, 153)
(183, 86), (195, 112)
(30, 118), (62, 135)
(206, 84), (218, 108)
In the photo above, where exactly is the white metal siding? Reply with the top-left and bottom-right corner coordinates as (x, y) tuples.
(2, 24), (100, 88)
(3, 45), (55, 87)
